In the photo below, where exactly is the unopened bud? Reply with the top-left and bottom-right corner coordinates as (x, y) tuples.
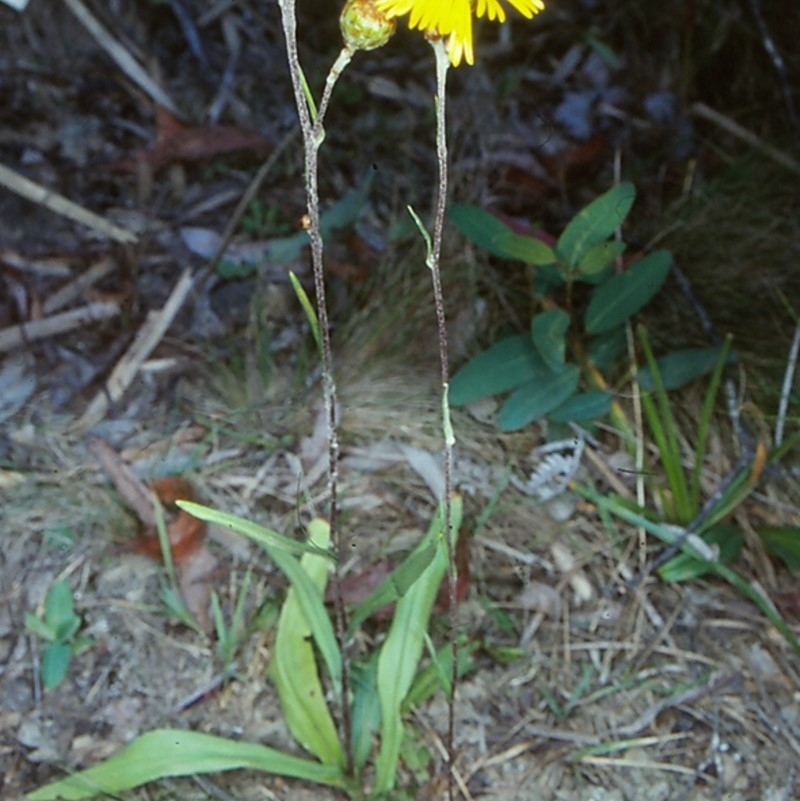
(340, 0), (396, 53)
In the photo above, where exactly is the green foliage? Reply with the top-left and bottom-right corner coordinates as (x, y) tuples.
(24, 580), (93, 690)
(449, 183), (722, 432)
(30, 497), (464, 800)
(573, 337), (800, 653)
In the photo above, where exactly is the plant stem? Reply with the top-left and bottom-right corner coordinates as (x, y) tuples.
(276, 0), (352, 773)
(429, 38), (457, 801)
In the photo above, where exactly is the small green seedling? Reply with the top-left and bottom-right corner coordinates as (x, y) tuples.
(448, 183), (728, 432)
(24, 580), (93, 690)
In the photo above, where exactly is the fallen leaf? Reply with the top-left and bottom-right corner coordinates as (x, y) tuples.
(110, 106), (272, 173)
(131, 476), (206, 563)
(177, 544), (217, 634)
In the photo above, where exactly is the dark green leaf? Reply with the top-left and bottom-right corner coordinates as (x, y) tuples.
(588, 327), (627, 370)
(41, 642), (72, 689)
(531, 309), (570, 372)
(657, 523), (743, 582)
(498, 364), (580, 431)
(578, 240), (626, 276)
(548, 391), (613, 422)
(449, 335), (548, 406)
(449, 204), (556, 265)
(556, 183), (635, 268)
(758, 526), (800, 571)
(584, 250), (671, 335)
(637, 346), (731, 391)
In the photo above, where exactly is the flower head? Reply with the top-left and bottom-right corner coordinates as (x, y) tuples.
(375, 0), (544, 66)
(341, 0), (397, 53)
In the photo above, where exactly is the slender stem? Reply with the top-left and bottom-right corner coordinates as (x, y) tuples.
(429, 38), (457, 801)
(276, 0), (352, 773)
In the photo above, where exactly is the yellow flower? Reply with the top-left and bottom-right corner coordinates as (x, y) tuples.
(375, 0), (544, 66)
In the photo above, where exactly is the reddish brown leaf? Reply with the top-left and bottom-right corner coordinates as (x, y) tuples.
(110, 106), (272, 173)
(131, 476), (206, 563)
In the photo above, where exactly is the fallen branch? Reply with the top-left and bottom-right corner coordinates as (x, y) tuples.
(0, 300), (119, 353)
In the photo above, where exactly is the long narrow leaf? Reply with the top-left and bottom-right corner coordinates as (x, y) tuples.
(638, 327), (692, 522)
(346, 537), (438, 639)
(574, 484), (800, 655)
(690, 336), (733, 512)
(176, 501), (334, 559)
(374, 496), (463, 793)
(270, 519), (344, 766)
(27, 729), (347, 800)
(265, 528), (342, 696)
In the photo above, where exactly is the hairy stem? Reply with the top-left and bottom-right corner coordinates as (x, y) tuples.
(276, 0), (352, 773)
(429, 39), (457, 801)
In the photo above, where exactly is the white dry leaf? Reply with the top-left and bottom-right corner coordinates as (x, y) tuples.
(517, 580), (562, 618)
(397, 442), (444, 500)
(550, 540), (594, 605)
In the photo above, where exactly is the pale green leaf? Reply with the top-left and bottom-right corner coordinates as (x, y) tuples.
(271, 520), (344, 767)
(176, 501), (333, 559)
(27, 729), (346, 800)
(374, 496), (463, 793)
(531, 309), (570, 372)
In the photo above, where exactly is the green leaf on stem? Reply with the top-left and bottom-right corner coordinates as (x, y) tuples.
(498, 364), (580, 431)
(531, 308), (570, 372)
(449, 204), (556, 265)
(449, 334), (548, 406)
(585, 250), (671, 335)
(556, 182), (635, 268)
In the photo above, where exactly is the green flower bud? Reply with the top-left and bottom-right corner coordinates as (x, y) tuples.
(340, 0), (396, 53)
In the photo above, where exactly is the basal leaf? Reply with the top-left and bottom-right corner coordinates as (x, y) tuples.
(375, 496), (462, 793)
(584, 249), (671, 335)
(177, 501), (333, 559)
(531, 309), (570, 372)
(346, 538), (437, 638)
(449, 334), (548, 406)
(498, 364), (580, 431)
(587, 327), (627, 370)
(556, 183), (635, 268)
(449, 204), (556, 265)
(637, 346), (730, 392)
(27, 729), (346, 800)
(266, 524), (342, 695)
(271, 520), (344, 766)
